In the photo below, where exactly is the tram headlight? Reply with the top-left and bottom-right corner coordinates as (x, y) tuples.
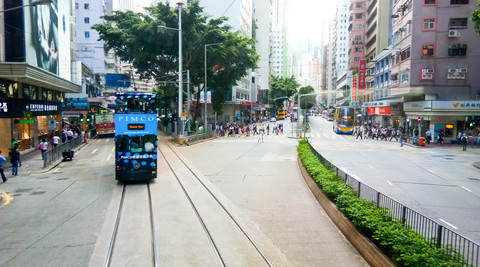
(133, 162), (141, 169)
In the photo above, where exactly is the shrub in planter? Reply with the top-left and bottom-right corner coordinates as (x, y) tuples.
(297, 140), (469, 266)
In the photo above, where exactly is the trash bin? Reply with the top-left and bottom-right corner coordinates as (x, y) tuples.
(419, 137), (425, 146)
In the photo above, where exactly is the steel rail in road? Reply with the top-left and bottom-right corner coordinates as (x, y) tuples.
(104, 183), (158, 267)
(163, 142), (274, 267)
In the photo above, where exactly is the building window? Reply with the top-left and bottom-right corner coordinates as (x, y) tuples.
(450, 0), (468, 4)
(422, 44), (435, 56)
(355, 2), (363, 8)
(355, 13), (363, 19)
(448, 44), (467, 56)
(355, 24), (363, 30)
(84, 3), (89, 9)
(84, 31), (90, 38)
(75, 3), (78, 9)
(354, 57), (360, 62)
(84, 17), (90, 24)
(449, 18), (468, 29)
(400, 47), (411, 61)
(354, 46), (362, 52)
(423, 18), (436, 30)
(424, 0), (437, 5)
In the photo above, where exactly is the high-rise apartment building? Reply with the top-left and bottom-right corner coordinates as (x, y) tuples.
(367, 0), (480, 140)
(348, 0), (366, 72)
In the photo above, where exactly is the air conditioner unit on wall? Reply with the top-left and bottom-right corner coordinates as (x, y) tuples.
(458, 68), (467, 73)
(425, 68), (434, 74)
(448, 44), (458, 49)
(447, 68), (456, 74)
(448, 30), (460, 37)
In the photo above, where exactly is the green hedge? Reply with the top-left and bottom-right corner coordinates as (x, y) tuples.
(297, 140), (468, 267)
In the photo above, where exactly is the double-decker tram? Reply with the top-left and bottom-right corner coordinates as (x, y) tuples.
(333, 106), (355, 134)
(114, 92), (157, 181)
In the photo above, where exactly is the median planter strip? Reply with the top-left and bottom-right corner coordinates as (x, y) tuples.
(297, 140), (469, 267)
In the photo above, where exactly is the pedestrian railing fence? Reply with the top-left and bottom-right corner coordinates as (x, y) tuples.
(43, 135), (85, 168)
(306, 138), (480, 267)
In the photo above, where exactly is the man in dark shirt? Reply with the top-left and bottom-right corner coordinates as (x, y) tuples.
(9, 148), (21, 176)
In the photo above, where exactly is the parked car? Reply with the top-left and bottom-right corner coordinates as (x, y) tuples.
(270, 117), (277, 122)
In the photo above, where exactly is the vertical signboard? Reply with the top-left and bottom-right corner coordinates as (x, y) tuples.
(351, 74), (358, 103)
(359, 60), (366, 89)
(200, 91), (205, 104)
(206, 91), (211, 103)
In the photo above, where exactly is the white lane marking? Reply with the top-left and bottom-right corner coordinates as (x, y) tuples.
(106, 153), (111, 162)
(91, 149), (98, 154)
(386, 180), (393, 186)
(439, 219), (458, 230)
(461, 186), (472, 192)
(428, 169), (436, 174)
(111, 147), (115, 152)
(368, 165), (375, 170)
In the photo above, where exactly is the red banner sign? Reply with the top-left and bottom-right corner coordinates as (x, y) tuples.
(359, 60), (366, 89)
(368, 107), (391, 115)
(351, 75), (358, 102)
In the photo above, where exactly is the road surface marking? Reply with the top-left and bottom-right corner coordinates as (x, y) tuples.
(386, 180), (393, 186)
(368, 165), (375, 170)
(106, 153), (111, 162)
(91, 149), (98, 154)
(0, 191), (10, 207)
(111, 147), (115, 152)
(461, 186), (472, 192)
(439, 219), (458, 230)
(428, 169), (436, 174)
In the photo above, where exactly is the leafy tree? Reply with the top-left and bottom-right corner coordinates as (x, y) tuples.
(472, 1), (480, 36)
(297, 86), (317, 110)
(268, 76), (299, 110)
(92, 0), (258, 120)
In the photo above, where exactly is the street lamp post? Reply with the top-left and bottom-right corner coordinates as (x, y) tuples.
(158, 2), (184, 137)
(204, 42), (222, 132)
(177, 2), (183, 137)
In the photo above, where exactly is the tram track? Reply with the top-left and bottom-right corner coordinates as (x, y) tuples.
(104, 182), (158, 267)
(161, 141), (274, 267)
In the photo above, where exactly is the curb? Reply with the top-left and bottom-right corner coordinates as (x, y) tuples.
(473, 162), (480, 170)
(297, 156), (394, 267)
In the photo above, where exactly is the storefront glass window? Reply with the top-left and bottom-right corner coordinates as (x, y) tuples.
(37, 116), (49, 138)
(17, 118), (35, 150)
(41, 89), (48, 100)
(47, 90), (53, 101)
(7, 83), (18, 98)
(56, 92), (64, 103)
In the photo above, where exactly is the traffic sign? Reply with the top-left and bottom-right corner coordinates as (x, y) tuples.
(48, 120), (56, 130)
(181, 113), (187, 117)
(418, 117), (421, 123)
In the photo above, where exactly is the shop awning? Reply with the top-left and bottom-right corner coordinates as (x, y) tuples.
(0, 62), (81, 93)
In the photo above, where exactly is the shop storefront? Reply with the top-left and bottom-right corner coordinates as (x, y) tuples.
(404, 101), (480, 142)
(362, 99), (404, 129)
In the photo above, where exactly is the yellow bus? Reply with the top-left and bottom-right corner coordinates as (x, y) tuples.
(277, 110), (287, 119)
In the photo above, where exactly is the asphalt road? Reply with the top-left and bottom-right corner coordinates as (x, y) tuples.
(307, 116), (480, 244)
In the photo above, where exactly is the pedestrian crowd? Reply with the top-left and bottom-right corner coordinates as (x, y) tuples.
(354, 124), (400, 142)
(215, 120), (284, 138)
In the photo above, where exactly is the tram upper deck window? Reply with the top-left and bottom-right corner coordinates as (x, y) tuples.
(115, 95), (155, 114)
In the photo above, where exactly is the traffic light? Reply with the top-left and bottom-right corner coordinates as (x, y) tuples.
(79, 114), (84, 122)
(470, 122), (474, 127)
(323, 102), (327, 107)
(101, 109), (107, 114)
(87, 116), (91, 122)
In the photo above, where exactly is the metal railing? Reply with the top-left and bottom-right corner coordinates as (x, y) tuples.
(171, 131), (215, 145)
(43, 135), (85, 168)
(306, 138), (480, 266)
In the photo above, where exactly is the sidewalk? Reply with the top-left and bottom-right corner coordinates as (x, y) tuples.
(0, 141), (88, 204)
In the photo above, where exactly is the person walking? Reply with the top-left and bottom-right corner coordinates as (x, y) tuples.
(8, 148), (20, 176)
(426, 130), (432, 144)
(53, 134), (60, 147)
(461, 133), (468, 151)
(39, 139), (48, 160)
(390, 128), (398, 141)
(258, 129), (264, 143)
(0, 150), (7, 182)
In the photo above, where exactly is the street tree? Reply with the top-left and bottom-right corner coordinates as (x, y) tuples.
(92, 0), (258, 121)
(297, 86), (317, 111)
(268, 76), (299, 110)
(473, 1), (480, 36)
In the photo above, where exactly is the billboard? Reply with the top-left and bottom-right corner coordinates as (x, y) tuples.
(359, 60), (366, 89)
(105, 73), (131, 88)
(23, 0), (71, 80)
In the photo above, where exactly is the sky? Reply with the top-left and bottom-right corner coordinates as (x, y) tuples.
(287, 0), (338, 45)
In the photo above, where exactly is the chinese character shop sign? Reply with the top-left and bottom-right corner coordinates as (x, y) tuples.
(359, 60), (366, 89)
(351, 74), (358, 102)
